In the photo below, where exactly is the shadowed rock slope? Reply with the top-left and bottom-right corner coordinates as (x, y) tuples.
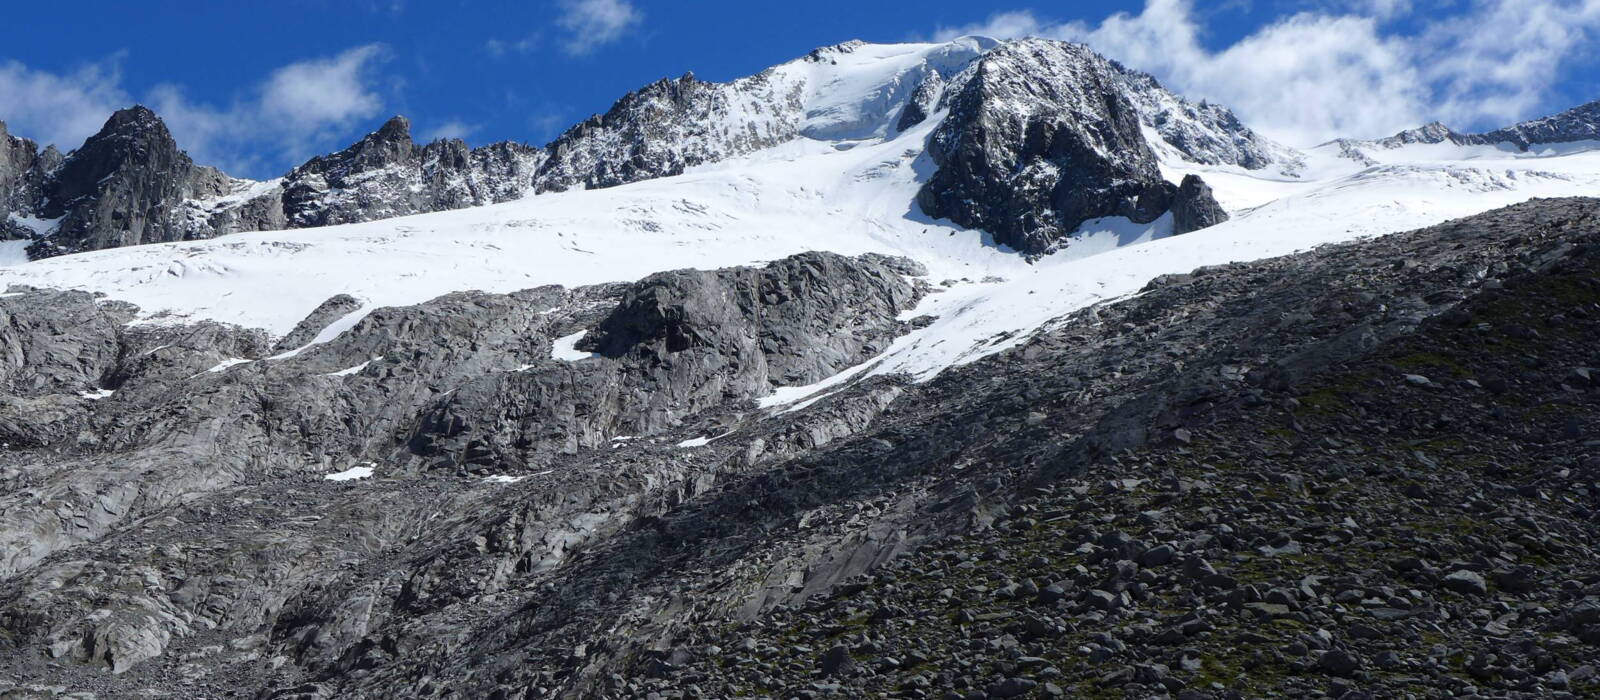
(0, 200), (1596, 698)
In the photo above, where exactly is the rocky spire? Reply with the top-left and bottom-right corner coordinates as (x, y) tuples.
(25, 106), (233, 258)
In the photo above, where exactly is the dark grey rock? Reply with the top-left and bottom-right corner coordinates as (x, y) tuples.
(1170, 174), (1228, 234)
(1442, 570), (1488, 595)
(917, 40), (1174, 256)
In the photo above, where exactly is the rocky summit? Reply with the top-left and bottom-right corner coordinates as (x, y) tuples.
(1, 30), (1599, 700)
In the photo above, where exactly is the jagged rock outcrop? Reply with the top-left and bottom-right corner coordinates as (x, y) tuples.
(24, 107), (243, 257)
(278, 116), (546, 228)
(918, 40), (1226, 255)
(0, 124), (56, 240)
(1170, 173), (1229, 233)
(534, 71), (800, 193)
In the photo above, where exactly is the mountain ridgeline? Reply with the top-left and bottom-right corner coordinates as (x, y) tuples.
(0, 37), (1301, 260)
(1328, 98), (1600, 165)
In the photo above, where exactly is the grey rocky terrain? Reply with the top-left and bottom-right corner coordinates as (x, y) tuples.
(0, 195), (1594, 698)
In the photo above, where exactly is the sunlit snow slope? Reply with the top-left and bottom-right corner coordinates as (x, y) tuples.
(4, 40), (1600, 409)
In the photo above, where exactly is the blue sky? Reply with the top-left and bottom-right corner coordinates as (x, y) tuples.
(2, 0), (1597, 178)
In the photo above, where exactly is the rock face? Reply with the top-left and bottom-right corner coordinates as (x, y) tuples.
(412, 252), (923, 470)
(0, 200), (1595, 697)
(1111, 67), (1303, 175)
(279, 116), (547, 228)
(0, 123), (59, 240)
(24, 107), (245, 257)
(1170, 173), (1230, 234)
(918, 40), (1229, 254)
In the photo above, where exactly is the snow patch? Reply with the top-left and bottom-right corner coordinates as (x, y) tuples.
(677, 430), (734, 448)
(203, 358), (253, 374)
(325, 356), (381, 377)
(325, 464), (375, 481)
(551, 331), (597, 362)
(77, 389), (115, 400)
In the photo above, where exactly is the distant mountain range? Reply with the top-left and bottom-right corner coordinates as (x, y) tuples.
(2, 37), (1304, 259)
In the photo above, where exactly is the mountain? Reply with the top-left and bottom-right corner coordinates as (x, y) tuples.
(918, 39), (1230, 254)
(1478, 98), (1600, 148)
(2, 37), (1295, 260)
(2, 35), (1600, 697)
(1326, 98), (1600, 165)
(277, 115), (546, 228)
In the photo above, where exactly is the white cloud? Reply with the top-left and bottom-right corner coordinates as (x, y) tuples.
(422, 120), (478, 142)
(931, 0), (1600, 146)
(259, 45), (387, 131)
(557, 0), (642, 55)
(0, 56), (130, 152)
(0, 45), (391, 177)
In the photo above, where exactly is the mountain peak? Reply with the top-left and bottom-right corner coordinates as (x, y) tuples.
(96, 105), (171, 141)
(806, 39), (868, 61)
(375, 115), (412, 141)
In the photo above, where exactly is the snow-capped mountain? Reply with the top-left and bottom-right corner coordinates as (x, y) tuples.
(1, 36), (1291, 260)
(1, 35), (1598, 373)
(2, 34), (1600, 377)
(1325, 98), (1600, 166)
(3, 34), (1600, 696)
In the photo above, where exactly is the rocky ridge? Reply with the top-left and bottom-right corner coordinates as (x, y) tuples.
(1, 37), (1284, 259)
(1330, 98), (1600, 165)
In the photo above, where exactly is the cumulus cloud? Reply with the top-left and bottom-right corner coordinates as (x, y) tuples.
(931, 0), (1600, 146)
(0, 56), (131, 152)
(259, 45), (387, 132)
(0, 45), (390, 177)
(557, 0), (642, 55)
(422, 120), (478, 142)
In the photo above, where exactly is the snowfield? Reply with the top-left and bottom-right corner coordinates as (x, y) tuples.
(4, 41), (1600, 407)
